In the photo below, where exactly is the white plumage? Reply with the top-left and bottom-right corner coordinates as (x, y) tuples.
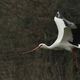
(38, 12), (80, 51)
(26, 11), (79, 69)
(26, 11), (80, 53)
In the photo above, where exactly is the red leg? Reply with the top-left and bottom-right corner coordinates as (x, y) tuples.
(72, 48), (78, 71)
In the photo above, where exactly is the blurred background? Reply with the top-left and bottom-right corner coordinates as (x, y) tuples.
(0, 0), (80, 80)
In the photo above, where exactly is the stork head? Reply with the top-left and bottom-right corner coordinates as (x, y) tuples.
(39, 43), (48, 49)
(24, 43), (47, 54)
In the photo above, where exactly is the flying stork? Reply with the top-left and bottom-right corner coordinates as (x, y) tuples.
(26, 11), (80, 69)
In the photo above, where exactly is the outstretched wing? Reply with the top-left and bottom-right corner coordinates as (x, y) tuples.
(63, 18), (77, 29)
(62, 17), (80, 47)
(54, 16), (73, 42)
(62, 27), (73, 42)
(49, 17), (66, 48)
(53, 11), (80, 48)
(61, 18), (75, 42)
(52, 17), (73, 46)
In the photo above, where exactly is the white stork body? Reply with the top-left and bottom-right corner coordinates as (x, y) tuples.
(37, 12), (80, 68)
(38, 14), (80, 52)
(26, 12), (80, 68)
(49, 16), (72, 51)
(27, 11), (80, 52)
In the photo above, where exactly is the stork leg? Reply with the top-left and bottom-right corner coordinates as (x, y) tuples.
(72, 48), (78, 71)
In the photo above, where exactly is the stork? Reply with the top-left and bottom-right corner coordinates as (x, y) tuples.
(26, 11), (80, 69)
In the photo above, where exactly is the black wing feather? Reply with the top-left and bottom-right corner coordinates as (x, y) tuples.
(63, 18), (80, 46)
(71, 29), (80, 45)
(63, 18), (77, 29)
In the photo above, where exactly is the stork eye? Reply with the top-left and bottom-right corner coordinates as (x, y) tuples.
(39, 44), (43, 47)
(40, 44), (43, 46)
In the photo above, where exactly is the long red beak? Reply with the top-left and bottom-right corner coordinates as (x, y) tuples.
(23, 45), (42, 54)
